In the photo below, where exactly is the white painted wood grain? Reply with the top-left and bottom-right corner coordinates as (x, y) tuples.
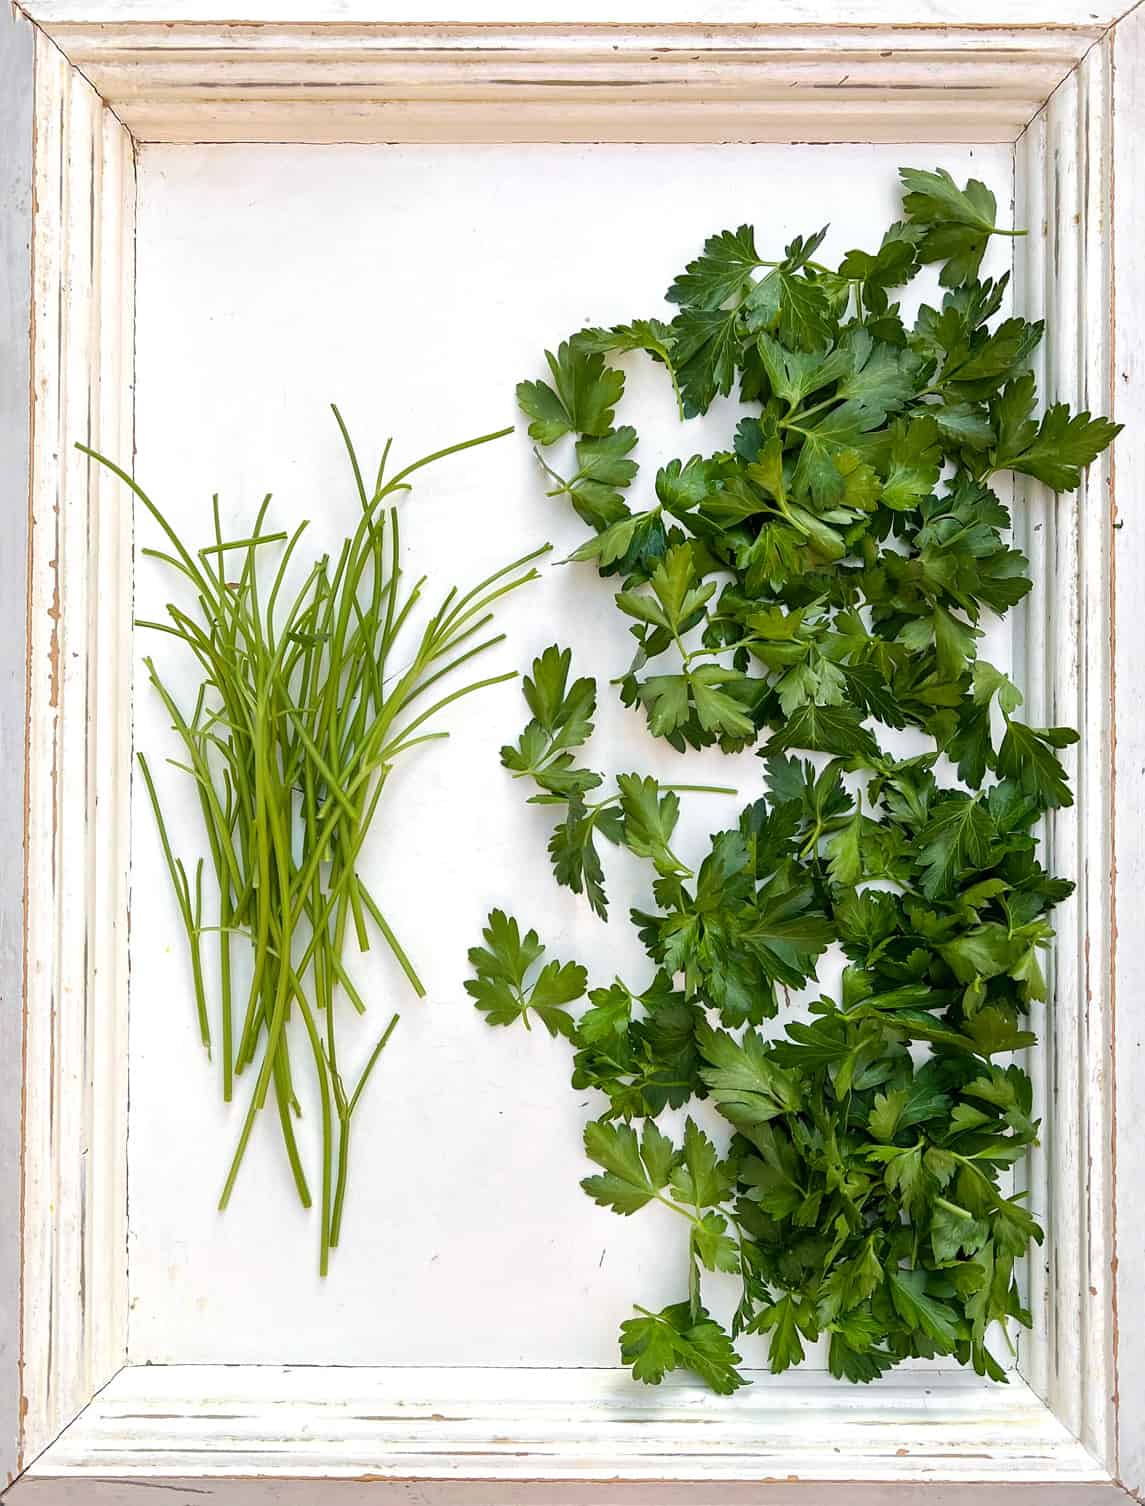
(1110, 4), (1145, 1497)
(31, 21), (1100, 145)
(1011, 112), (1052, 1410)
(21, 30), (134, 1476)
(24, 35), (68, 1468)
(15, 1365), (1115, 1490)
(126, 140), (1014, 1371)
(0, 3), (34, 1494)
(115, 103), (1038, 147)
(13, 0), (1130, 27)
(85, 108), (135, 1431)
(1012, 39), (1118, 1471)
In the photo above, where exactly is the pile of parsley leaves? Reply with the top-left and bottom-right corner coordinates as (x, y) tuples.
(468, 168), (1120, 1391)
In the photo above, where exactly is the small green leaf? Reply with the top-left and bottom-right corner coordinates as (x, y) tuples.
(825, 807), (864, 887)
(752, 1293), (817, 1374)
(915, 795), (993, 899)
(671, 307), (743, 417)
(881, 415), (942, 511)
(991, 374), (1121, 491)
(997, 718), (1078, 810)
(617, 774), (687, 877)
(465, 911), (584, 1036)
(764, 702), (881, 760)
(697, 1021), (802, 1129)
(620, 1302), (746, 1394)
(669, 1117), (735, 1210)
(972, 660), (1023, 716)
(691, 1211), (740, 1273)
(900, 166), (1002, 286)
(517, 341), (625, 443)
(667, 225), (763, 310)
(888, 1267), (962, 1349)
(577, 982), (632, 1047)
(582, 1120), (661, 1215)
(690, 665), (757, 740)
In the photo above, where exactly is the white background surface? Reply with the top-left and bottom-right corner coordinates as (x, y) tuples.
(129, 141), (1014, 1366)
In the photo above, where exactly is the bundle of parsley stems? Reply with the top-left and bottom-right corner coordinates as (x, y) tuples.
(82, 413), (545, 1274)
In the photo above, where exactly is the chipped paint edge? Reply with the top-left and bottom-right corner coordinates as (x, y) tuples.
(0, 0), (36, 1493)
(1109, 3), (1145, 1498)
(19, 24), (134, 1477)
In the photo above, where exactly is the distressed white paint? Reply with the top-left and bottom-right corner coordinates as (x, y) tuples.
(13, 0), (1133, 26)
(0, 4), (34, 1494)
(21, 13), (1118, 157)
(113, 105), (1039, 148)
(20, 31), (134, 1476)
(27, 21), (1104, 145)
(13, 1365), (1115, 1492)
(1010, 113), (1050, 1411)
(1011, 39), (1118, 1468)
(126, 140), (1013, 1368)
(1110, 4), (1145, 1497)
(9, 10), (1145, 1501)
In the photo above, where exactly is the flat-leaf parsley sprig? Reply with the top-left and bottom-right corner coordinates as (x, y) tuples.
(500, 643), (736, 919)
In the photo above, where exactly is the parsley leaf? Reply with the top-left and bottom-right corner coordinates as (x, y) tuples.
(915, 794), (993, 899)
(667, 225), (763, 311)
(697, 1021), (802, 1129)
(465, 910), (585, 1037)
(997, 718), (1078, 809)
(517, 341), (625, 442)
(501, 643), (600, 798)
(620, 1302), (746, 1394)
(581, 1118), (676, 1214)
(540, 426), (638, 531)
(992, 379), (1121, 490)
(900, 166), (1003, 287)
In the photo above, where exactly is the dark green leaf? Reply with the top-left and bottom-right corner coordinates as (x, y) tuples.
(517, 341), (625, 443)
(620, 1302), (747, 1394)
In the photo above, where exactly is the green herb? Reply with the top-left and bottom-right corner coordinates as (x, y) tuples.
(500, 645), (736, 919)
(465, 910), (586, 1037)
(83, 414), (545, 1274)
(472, 167), (1120, 1388)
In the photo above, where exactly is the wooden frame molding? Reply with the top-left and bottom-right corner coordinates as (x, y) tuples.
(6, 7), (1143, 1501)
(1109, 4), (1145, 1496)
(1012, 37), (1118, 1466)
(5, 1365), (1120, 1498)
(0, 4), (35, 1493)
(21, 20), (1112, 143)
(21, 27), (134, 1476)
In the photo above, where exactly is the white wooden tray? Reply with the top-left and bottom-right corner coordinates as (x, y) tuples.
(2, 6), (1143, 1501)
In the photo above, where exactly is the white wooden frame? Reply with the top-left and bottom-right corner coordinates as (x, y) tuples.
(4, 5), (1144, 1500)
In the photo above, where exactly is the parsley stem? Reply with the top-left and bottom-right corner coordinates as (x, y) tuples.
(584, 783), (736, 812)
(660, 783), (738, 796)
(654, 1190), (703, 1223)
(780, 395), (837, 429)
